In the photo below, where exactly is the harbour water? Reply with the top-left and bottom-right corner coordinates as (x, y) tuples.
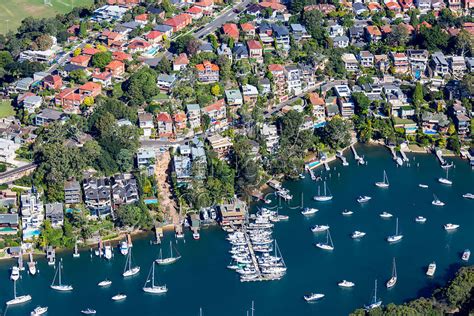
(1, 144), (473, 315)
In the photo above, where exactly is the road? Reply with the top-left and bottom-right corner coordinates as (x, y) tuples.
(0, 163), (37, 184)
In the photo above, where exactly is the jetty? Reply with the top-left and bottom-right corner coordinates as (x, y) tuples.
(308, 167), (316, 180)
(244, 229), (261, 277)
(351, 145), (365, 164)
(435, 149), (445, 165)
(46, 246), (55, 265)
(336, 150), (349, 166)
(400, 148), (409, 162)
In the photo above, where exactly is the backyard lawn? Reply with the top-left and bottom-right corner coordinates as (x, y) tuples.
(0, 100), (15, 118)
(0, 0), (93, 34)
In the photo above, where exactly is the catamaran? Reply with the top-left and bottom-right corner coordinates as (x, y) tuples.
(357, 196), (372, 203)
(303, 293), (325, 302)
(143, 262), (168, 294)
(301, 207), (318, 216)
(415, 216), (427, 223)
(386, 258), (397, 288)
(387, 218), (403, 243)
(432, 194), (445, 206)
(375, 170), (389, 188)
(461, 249), (470, 261)
(31, 306), (48, 316)
(50, 260), (73, 291)
(444, 223), (460, 231)
(6, 280), (32, 306)
(351, 231), (366, 239)
(426, 262), (436, 276)
(338, 280), (355, 288)
(156, 241), (181, 265)
(123, 248), (140, 277)
(313, 182), (333, 201)
(98, 279), (112, 287)
(438, 168), (452, 185)
(364, 279), (382, 310)
(315, 229), (334, 250)
(311, 225), (330, 232)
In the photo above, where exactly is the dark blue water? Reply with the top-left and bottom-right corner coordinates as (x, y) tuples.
(1, 144), (473, 316)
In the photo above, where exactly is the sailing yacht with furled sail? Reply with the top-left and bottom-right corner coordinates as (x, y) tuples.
(6, 280), (32, 306)
(386, 258), (397, 288)
(156, 241), (181, 265)
(364, 279), (382, 310)
(50, 259), (73, 291)
(432, 194), (445, 206)
(375, 170), (389, 188)
(387, 218), (403, 243)
(315, 229), (334, 250)
(143, 262), (168, 294)
(123, 248), (140, 277)
(438, 168), (452, 185)
(313, 182), (333, 201)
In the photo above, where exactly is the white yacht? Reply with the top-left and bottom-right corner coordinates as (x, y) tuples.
(315, 229), (334, 251)
(357, 196), (371, 203)
(338, 280), (355, 288)
(28, 253), (36, 276)
(112, 294), (127, 301)
(81, 308), (96, 315)
(375, 170), (389, 188)
(461, 249), (470, 261)
(426, 262), (436, 276)
(444, 223), (460, 231)
(10, 266), (20, 281)
(415, 216), (427, 223)
(380, 212), (393, 218)
(156, 241), (181, 265)
(143, 262), (168, 294)
(193, 232), (200, 240)
(432, 194), (445, 206)
(123, 248), (140, 277)
(387, 218), (403, 243)
(351, 231), (366, 239)
(462, 193), (474, 199)
(342, 209), (353, 216)
(104, 244), (112, 260)
(438, 169), (452, 185)
(6, 280), (32, 306)
(418, 184), (429, 188)
(311, 225), (330, 232)
(50, 260), (73, 291)
(31, 306), (48, 316)
(364, 279), (382, 310)
(313, 182), (333, 201)
(98, 279), (112, 287)
(303, 293), (325, 302)
(386, 258), (397, 288)
(301, 208), (318, 216)
(120, 241), (129, 256)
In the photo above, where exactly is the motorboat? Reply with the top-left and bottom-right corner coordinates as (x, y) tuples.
(351, 231), (366, 239)
(31, 306), (48, 316)
(461, 249), (470, 261)
(98, 279), (112, 287)
(418, 184), (429, 188)
(112, 294), (127, 301)
(301, 208), (318, 216)
(120, 241), (129, 256)
(342, 209), (353, 216)
(444, 223), (460, 231)
(357, 196), (371, 203)
(81, 308), (97, 315)
(311, 225), (330, 233)
(104, 244), (112, 260)
(415, 216), (427, 223)
(338, 280), (355, 288)
(193, 232), (200, 240)
(426, 262), (436, 276)
(10, 266), (20, 281)
(379, 212), (393, 218)
(303, 293), (325, 302)
(28, 253), (36, 276)
(462, 193), (474, 199)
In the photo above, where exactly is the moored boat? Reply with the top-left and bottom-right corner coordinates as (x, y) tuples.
(386, 258), (397, 288)
(462, 193), (474, 199)
(357, 196), (371, 203)
(415, 216), (427, 223)
(112, 293), (127, 301)
(461, 249), (470, 261)
(98, 279), (112, 287)
(351, 231), (366, 239)
(50, 260), (73, 291)
(315, 229), (334, 251)
(426, 262), (436, 276)
(10, 266), (20, 281)
(364, 279), (382, 310)
(301, 208), (318, 216)
(380, 212), (393, 218)
(123, 248), (140, 277)
(81, 308), (96, 315)
(342, 209), (353, 216)
(311, 225), (330, 232)
(432, 194), (445, 206)
(338, 280), (355, 288)
(6, 280), (32, 306)
(303, 293), (325, 302)
(31, 306), (48, 316)
(444, 223), (460, 231)
(375, 170), (389, 188)
(418, 184), (428, 188)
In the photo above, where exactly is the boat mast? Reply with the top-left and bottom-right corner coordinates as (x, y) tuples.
(374, 279), (377, 302)
(59, 260), (62, 286)
(251, 301), (254, 316)
(395, 218), (399, 235)
(152, 262), (155, 287)
(13, 279), (17, 299)
(170, 241), (173, 258)
(393, 258), (397, 278)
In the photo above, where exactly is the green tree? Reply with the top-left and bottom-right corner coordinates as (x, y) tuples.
(123, 68), (159, 106)
(79, 21), (87, 38)
(211, 84), (221, 96)
(319, 116), (352, 149)
(92, 52), (112, 69)
(35, 34), (53, 51)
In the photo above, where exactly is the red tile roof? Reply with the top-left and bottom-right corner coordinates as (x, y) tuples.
(196, 60), (219, 71)
(82, 47), (101, 55)
(106, 60), (124, 70)
(268, 64), (285, 72)
(80, 82), (101, 91)
(223, 23), (239, 39)
(259, 1), (286, 10)
(247, 40), (262, 50)
(202, 99), (225, 113)
(174, 53), (189, 65)
(112, 51), (132, 61)
(240, 23), (255, 32)
(157, 112), (172, 123)
(146, 30), (163, 40)
(70, 55), (91, 65)
(164, 14), (192, 28)
(187, 6), (203, 14)
(366, 25), (382, 36)
(135, 14), (148, 22)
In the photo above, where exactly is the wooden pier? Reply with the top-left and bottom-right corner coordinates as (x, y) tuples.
(435, 149), (445, 165)
(336, 151), (349, 166)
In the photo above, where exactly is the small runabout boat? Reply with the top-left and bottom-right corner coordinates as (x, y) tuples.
(301, 208), (318, 216)
(444, 223), (460, 231)
(338, 280), (355, 288)
(31, 306), (48, 316)
(98, 279), (112, 287)
(342, 209), (353, 216)
(351, 231), (366, 239)
(426, 262), (436, 276)
(461, 249), (470, 261)
(357, 196), (371, 203)
(112, 293), (127, 301)
(415, 216), (427, 223)
(81, 308), (96, 315)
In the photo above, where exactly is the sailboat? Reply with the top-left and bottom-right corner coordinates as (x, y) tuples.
(143, 262), (168, 294)
(123, 248), (140, 277)
(375, 170), (389, 188)
(364, 279), (382, 310)
(386, 258), (397, 288)
(432, 194), (445, 206)
(6, 280), (32, 306)
(156, 241), (181, 265)
(438, 168), (452, 185)
(387, 218), (403, 243)
(50, 259), (73, 291)
(315, 229), (334, 250)
(313, 182), (333, 201)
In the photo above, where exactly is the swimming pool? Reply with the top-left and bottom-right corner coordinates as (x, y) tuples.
(22, 229), (41, 240)
(423, 129), (438, 135)
(144, 46), (159, 56)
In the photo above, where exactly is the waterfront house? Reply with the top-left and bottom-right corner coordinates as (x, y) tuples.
(20, 187), (43, 240)
(207, 134), (233, 159)
(156, 112), (174, 137)
(218, 198), (248, 226)
(111, 174), (139, 207)
(454, 113), (470, 136)
(338, 98), (355, 118)
(83, 176), (112, 217)
(64, 179), (82, 204)
(195, 61), (219, 83)
(45, 202), (64, 228)
(421, 112), (449, 134)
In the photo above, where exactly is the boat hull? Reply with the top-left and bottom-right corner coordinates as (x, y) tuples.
(50, 285), (73, 291)
(6, 295), (32, 305)
(143, 286), (168, 294)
